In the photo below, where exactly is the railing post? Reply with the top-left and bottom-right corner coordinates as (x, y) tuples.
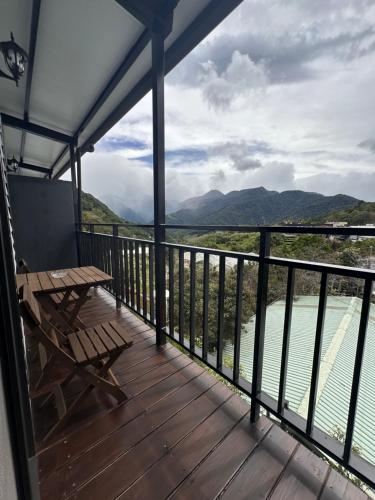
(250, 230), (271, 423)
(152, 28), (166, 346)
(112, 224), (121, 309)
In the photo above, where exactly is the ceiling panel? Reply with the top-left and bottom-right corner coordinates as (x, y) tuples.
(29, 0), (143, 135)
(22, 133), (65, 168)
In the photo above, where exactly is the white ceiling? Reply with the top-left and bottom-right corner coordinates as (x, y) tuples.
(0, 0), (226, 178)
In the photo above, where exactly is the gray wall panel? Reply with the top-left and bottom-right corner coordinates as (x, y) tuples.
(8, 176), (77, 272)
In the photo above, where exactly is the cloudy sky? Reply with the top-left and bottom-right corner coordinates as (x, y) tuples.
(78, 0), (375, 218)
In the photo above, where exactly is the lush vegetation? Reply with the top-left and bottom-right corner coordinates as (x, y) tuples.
(167, 208), (374, 352)
(308, 201), (375, 226)
(82, 192), (151, 239)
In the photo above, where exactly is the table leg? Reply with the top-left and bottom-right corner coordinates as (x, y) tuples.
(67, 286), (90, 325)
(58, 289), (73, 310)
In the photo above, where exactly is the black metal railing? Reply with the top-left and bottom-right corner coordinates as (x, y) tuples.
(78, 223), (375, 489)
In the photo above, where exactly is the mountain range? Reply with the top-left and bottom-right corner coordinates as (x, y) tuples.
(166, 187), (360, 225)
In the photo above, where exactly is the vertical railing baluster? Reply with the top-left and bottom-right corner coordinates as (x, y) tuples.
(343, 278), (373, 463)
(149, 244), (155, 323)
(142, 242), (147, 317)
(278, 266), (295, 414)
(124, 239), (129, 304)
(168, 247), (175, 337)
(202, 253), (209, 361)
(250, 230), (271, 423)
(190, 251), (196, 352)
(129, 240), (135, 308)
(112, 225), (121, 308)
(217, 255), (226, 371)
(306, 272), (328, 435)
(135, 241), (140, 312)
(89, 224), (94, 266)
(119, 238), (124, 301)
(179, 248), (185, 344)
(233, 257), (244, 383)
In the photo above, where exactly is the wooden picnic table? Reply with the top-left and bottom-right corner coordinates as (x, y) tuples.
(16, 266), (113, 325)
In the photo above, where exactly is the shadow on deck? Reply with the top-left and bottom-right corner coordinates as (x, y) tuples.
(28, 288), (367, 499)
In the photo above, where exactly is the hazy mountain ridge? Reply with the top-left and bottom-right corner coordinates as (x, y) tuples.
(167, 187), (360, 225)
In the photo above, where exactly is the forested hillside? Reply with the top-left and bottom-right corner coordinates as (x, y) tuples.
(168, 187), (360, 225)
(82, 192), (151, 239)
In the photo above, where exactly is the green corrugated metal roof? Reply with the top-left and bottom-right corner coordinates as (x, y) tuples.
(224, 295), (375, 464)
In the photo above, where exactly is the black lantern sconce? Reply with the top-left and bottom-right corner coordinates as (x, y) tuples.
(0, 32), (28, 86)
(7, 155), (19, 173)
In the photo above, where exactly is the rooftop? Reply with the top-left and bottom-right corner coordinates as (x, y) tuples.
(228, 296), (375, 464)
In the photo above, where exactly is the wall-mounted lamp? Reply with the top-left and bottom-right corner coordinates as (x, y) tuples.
(0, 32), (28, 87)
(7, 155), (19, 173)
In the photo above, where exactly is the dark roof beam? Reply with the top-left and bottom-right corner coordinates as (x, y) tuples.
(115, 0), (178, 35)
(1, 113), (73, 144)
(20, 0), (41, 162)
(19, 162), (52, 175)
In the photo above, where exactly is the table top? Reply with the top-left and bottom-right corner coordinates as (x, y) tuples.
(16, 266), (113, 294)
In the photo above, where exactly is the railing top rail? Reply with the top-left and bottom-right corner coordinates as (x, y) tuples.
(79, 222), (154, 228)
(267, 256), (375, 279)
(79, 230), (154, 244)
(162, 224), (375, 236)
(78, 222), (375, 236)
(162, 241), (259, 261)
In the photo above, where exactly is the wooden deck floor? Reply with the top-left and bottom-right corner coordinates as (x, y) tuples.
(29, 288), (368, 500)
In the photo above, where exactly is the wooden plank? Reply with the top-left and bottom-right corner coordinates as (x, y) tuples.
(85, 327), (107, 357)
(26, 272), (42, 292)
(46, 271), (66, 290)
(16, 273), (27, 289)
(74, 266), (100, 284)
(37, 272), (55, 292)
(37, 363), (206, 478)
(87, 265), (112, 281)
(269, 444), (329, 499)
(170, 416), (273, 500)
(40, 367), (217, 499)
(320, 470), (368, 500)
(77, 330), (98, 361)
(109, 320), (133, 345)
(78, 266), (102, 281)
(108, 320), (133, 346)
(220, 423), (298, 500)
(115, 393), (249, 500)
(68, 333), (87, 364)
(93, 324), (116, 352)
(59, 272), (75, 288)
(72, 383), (237, 500)
(67, 268), (87, 286)
(101, 322), (126, 348)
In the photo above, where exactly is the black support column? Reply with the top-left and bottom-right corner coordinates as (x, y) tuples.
(69, 143), (80, 265)
(76, 147), (82, 232)
(152, 29), (167, 346)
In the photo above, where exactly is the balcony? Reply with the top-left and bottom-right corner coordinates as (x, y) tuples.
(31, 288), (368, 500)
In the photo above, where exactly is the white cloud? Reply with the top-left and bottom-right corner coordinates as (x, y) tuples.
(199, 50), (268, 110)
(79, 0), (375, 211)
